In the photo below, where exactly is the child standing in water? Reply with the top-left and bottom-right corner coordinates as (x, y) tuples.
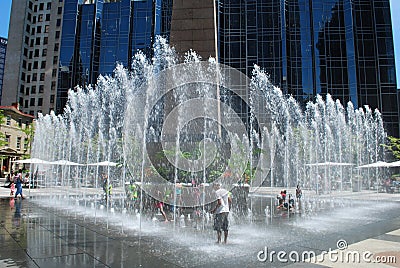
(10, 181), (15, 196)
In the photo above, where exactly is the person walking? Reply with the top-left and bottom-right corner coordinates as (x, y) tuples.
(14, 169), (25, 199)
(210, 183), (232, 244)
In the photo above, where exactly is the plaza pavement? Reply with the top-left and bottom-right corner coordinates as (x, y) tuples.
(0, 184), (400, 267)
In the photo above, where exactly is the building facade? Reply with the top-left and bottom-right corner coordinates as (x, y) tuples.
(2, 0), (64, 117)
(215, 0), (399, 136)
(2, 0), (399, 136)
(0, 104), (34, 177)
(0, 38), (7, 105)
(2, 0), (169, 116)
(57, 0), (167, 113)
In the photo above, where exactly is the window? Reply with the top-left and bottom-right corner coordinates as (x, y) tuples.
(26, 75), (31, 83)
(33, 61), (38, 69)
(19, 98), (23, 107)
(32, 16), (36, 24)
(22, 60), (27, 69)
(44, 37), (48, 45)
(39, 3), (43, 10)
(46, 14), (50, 21)
(31, 85), (36, 94)
(52, 69), (57, 77)
(17, 137), (21, 150)
(38, 98), (43, 106)
(50, 94), (55, 103)
(54, 43), (59, 51)
(18, 119), (22, 127)
(32, 73), (37, 81)
(30, 98), (35, 106)
(29, 1), (33, 10)
(24, 36), (29, 45)
(27, 13), (31, 22)
(6, 116), (11, 125)
(40, 73), (45, 81)
(38, 14), (43, 22)
(34, 49), (39, 57)
(42, 48), (47, 57)
(45, 25), (49, 33)
(23, 48), (28, 57)
(28, 63), (32, 71)
(55, 31), (60, 39)
(39, 85), (44, 93)
(20, 85), (24, 93)
(25, 24), (30, 33)
(53, 56), (58, 64)
(47, 2), (51, 10)
(21, 72), (25, 81)
(41, 61), (46, 69)
(25, 87), (30, 95)
(35, 37), (40, 45)
(29, 51), (33, 59)
(51, 81), (56, 90)
(6, 135), (10, 145)
(56, 19), (61, 27)
(34, 5), (37, 12)
(24, 100), (29, 108)
(30, 39), (34, 47)
(37, 26), (41, 33)
(58, 7), (62, 14)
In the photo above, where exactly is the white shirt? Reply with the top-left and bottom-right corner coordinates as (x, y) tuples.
(215, 188), (230, 214)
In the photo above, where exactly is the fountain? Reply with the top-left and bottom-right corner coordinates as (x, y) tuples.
(28, 37), (392, 254)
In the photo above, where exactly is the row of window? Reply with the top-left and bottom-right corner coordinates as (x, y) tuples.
(5, 135), (27, 151)
(5, 116), (30, 128)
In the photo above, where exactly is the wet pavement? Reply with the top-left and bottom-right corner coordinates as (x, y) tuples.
(0, 192), (400, 267)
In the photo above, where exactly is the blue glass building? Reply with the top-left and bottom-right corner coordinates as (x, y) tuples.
(217, 0), (399, 135)
(57, 0), (165, 113)
(0, 38), (7, 104)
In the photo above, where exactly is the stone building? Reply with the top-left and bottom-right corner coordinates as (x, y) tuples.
(0, 104), (34, 177)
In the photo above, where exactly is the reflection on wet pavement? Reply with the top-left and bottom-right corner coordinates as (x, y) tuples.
(0, 196), (399, 267)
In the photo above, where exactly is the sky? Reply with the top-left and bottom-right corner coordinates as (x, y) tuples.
(0, 0), (399, 87)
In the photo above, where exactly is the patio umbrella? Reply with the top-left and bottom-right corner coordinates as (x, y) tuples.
(12, 158), (49, 164)
(305, 162), (355, 192)
(49, 160), (84, 166)
(305, 162), (355, 167)
(387, 161), (400, 167)
(87, 161), (118, 167)
(48, 160), (84, 187)
(357, 161), (392, 168)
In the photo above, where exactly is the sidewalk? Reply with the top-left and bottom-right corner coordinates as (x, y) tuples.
(0, 187), (399, 267)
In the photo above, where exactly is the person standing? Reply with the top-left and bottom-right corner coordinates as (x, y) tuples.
(296, 185), (302, 201)
(210, 183), (232, 244)
(14, 169), (25, 199)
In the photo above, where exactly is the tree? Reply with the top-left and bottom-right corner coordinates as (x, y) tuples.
(0, 110), (8, 148)
(20, 122), (35, 158)
(382, 136), (400, 160)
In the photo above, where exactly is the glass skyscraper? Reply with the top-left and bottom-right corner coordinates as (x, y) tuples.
(57, 0), (166, 114)
(0, 38), (7, 104)
(217, 0), (398, 136)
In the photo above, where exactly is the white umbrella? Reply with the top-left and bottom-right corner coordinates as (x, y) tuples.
(12, 158), (49, 164)
(387, 161), (400, 167)
(305, 162), (354, 167)
(49, 160), (84, 166)
(357, 161), (392, 168)
(87, 161), (117, 167)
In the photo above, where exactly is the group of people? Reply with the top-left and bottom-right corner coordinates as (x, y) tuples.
(276, 185), (302, 210)
(151, 182), (233, 244)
